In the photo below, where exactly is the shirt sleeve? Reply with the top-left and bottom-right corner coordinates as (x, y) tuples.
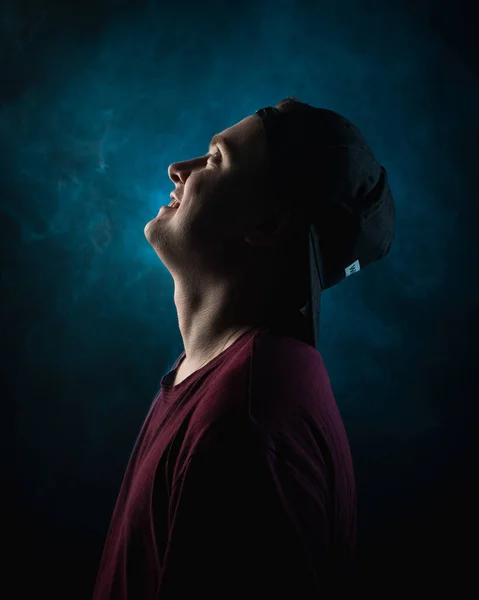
(155, 429), (325, 599)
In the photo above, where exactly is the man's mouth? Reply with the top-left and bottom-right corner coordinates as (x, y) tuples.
(168, 194), (181, 209)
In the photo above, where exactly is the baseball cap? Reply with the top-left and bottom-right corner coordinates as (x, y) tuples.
(255, 103), (395, 349)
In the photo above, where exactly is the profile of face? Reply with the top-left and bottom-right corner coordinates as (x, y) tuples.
(144, 114), (302, 287)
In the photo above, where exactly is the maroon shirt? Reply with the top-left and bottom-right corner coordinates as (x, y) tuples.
(93, 327), (356, 599)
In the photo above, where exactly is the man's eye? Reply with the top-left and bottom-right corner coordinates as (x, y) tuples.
(208, 150), (221, 162)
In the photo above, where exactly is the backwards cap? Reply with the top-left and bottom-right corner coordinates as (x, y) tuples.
(255, 103), (395, 348)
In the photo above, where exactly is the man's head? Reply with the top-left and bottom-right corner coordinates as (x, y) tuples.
(144, 98), (311, 317)
(144, 97), (395, 342)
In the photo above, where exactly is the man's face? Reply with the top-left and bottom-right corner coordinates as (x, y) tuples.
(144, 115), (273, 279)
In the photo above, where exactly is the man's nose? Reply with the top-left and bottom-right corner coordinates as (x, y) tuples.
(168, 155), (206, 183)
(168, 162), (187, 184)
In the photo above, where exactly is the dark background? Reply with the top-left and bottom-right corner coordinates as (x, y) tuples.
(3, 0), (478, 597)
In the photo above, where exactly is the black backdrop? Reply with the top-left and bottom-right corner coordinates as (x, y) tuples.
(3, 0), (478, 597)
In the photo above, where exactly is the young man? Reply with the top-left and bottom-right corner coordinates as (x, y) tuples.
(93, 98), (395, 599)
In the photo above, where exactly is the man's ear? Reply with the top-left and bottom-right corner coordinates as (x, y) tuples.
(245, 210), (294, 248)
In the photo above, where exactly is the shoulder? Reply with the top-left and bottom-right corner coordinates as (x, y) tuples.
(247, 329), (339, 437)
(251, 329), (331, 395)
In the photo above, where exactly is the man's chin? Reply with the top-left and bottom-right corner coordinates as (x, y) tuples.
(143, 217), (178, 263)
(143, 217), (167, 250)
(143, 218), (157, 243)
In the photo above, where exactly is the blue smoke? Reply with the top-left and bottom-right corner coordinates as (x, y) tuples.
(3, 0), (478, 595)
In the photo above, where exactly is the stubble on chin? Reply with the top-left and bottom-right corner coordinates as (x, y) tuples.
(144, 219), (155, 243)
(144, 218), (173, 261)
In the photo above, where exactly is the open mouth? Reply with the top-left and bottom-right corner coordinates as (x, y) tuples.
(168, 198), (181, 209)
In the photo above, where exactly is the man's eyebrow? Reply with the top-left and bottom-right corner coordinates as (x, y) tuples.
(208, 134), (235, 159)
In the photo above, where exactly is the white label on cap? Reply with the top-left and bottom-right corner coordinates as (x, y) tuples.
(345, 260), (360, 277)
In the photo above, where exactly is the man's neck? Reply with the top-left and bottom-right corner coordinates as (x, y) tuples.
(172, 327), (249, 386)
(173, 279), (256, 367)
